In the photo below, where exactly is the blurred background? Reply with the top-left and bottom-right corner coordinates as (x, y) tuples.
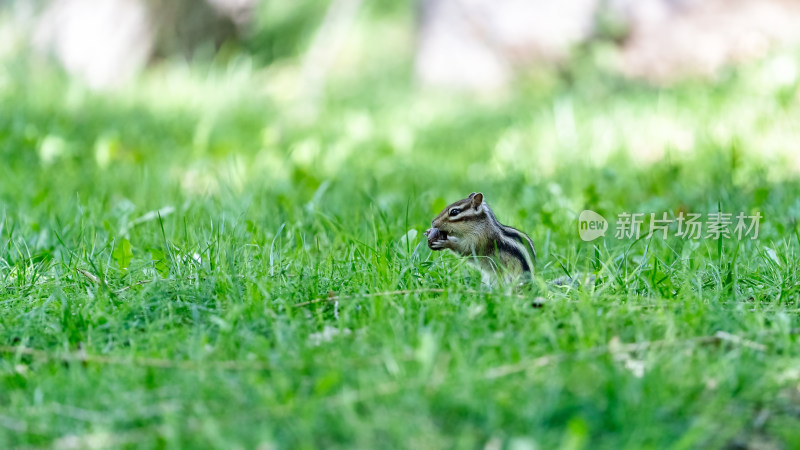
(7, 0), (800, 89)
(2, 0), (800, 226)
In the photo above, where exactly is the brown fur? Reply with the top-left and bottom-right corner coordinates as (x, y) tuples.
(426, 193), (535, 282)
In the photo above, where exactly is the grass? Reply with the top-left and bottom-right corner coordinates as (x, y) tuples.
(2, 42), (800, 448)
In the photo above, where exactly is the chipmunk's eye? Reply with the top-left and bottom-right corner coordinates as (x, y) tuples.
(449, 208), (461, 217)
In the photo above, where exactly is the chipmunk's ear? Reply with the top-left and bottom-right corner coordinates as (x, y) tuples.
(471, 192), (483, 209)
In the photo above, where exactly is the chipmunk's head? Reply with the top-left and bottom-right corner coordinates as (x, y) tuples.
(426, 192), (489, 251)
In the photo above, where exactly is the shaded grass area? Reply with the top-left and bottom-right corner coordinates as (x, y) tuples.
(1, 57), (800, 448)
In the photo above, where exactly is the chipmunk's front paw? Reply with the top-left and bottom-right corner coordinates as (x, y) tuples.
(426, 227), (449, 250)
(430, 240), (447, 250)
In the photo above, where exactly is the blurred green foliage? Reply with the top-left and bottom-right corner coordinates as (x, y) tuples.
(243, 0), (411, 64)
(244, 0), (331, 64)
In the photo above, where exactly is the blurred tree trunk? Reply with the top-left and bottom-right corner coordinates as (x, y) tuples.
(32, 0), (256, 89)
(415, 0), (599, 91)
(614, 0), (800, 84)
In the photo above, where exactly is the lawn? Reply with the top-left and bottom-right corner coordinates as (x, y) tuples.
(2, 32), (800, 448)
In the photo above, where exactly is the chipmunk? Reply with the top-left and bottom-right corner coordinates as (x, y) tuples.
(425, 192), (536, 283)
